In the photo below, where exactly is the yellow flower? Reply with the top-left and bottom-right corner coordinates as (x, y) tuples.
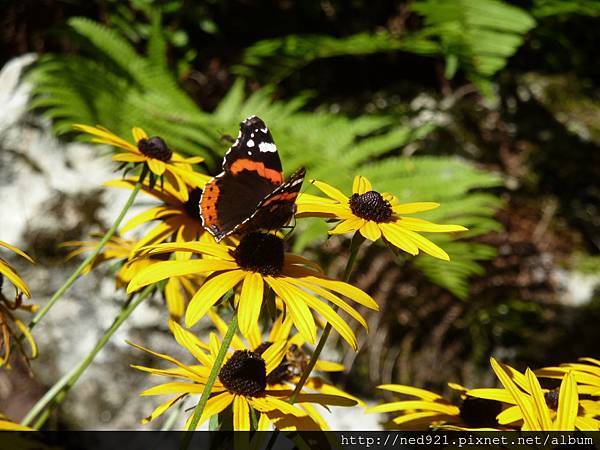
(128, 233), (378, 349)
(296, 176), (467, 260)
(105, 176), (214, 253)
(62, 235), (202, 320)
(130, 321), (354, 430)
(73, 124), (204, 201)
(467, 358), (599, 430)
(208, 310), (361, 429)
(366, 383), (502, 430)
(0, 412), (32, 431)
(0, 241), (37, 367)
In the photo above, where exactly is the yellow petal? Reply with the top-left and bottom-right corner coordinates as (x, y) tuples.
(396, 217), (467, 233)
(127, 259), (238, 293)
(238, 272), (264, 339)
(262, 340), (288, 375)
(0, 241), (34, 263)
(299, 275), (379, 310)
(401, 228), (450, 260)
(285, 282), (358, 350)
(249, 396), (306, 417)
(314, 360), (345, 372)
(142, 241), (234, 260)
(497, 405), (523, 424)
(526, 368), (552, 430)
(292, 393), (357, 407)
(127, 341), (207, 382)
(141, 394), (186, 424)
(392, 202), (440, 214)
(554, 372), (578, 431)
(165, 278), (185, 320)
(366, 400), (459, 415)
(0, 258), (31, 297)
(490, 358), (538, 430)
(295, 203), (354, 219)
(147, 158), (166, 175)
(575, 416), (600, 431)
(257, 413), (271, 430)
(266, 277), (316, 344)
(193, 392), (234, 428)
(14, 319), (38, 359)
(379, 223), (419, 255)
(329, 218), (365, 235)
(352, 175), (372, 194)
(359, 221), (382, 241)
(112, 153), (145, 163)
(73, 124), (138, 152)
(120, 206), (176, 233)
(285, 277), (368, 330)
(168, 320), (212, 365)
(466, 388), (516, 404)
(233, 395), (251, 431)
(185, 270), (246, 327)
(310, 180), (348, 203)
(376, 384), (443, 401)
(296, 192), (337, 205)
(390, 411), (447, 426)
(132, 127), (149, 142)
(141, 382), (205, 396)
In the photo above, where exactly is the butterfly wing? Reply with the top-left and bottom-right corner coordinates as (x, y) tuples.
(238, 167), (306, 234)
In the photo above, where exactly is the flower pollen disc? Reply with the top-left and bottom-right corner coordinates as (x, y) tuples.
(138, 136), (173, 162)
(459, 396), (502, 428)
(349, 191), (393, 223)
(219, 350), (267, 397)
(233, 232), (284, 276)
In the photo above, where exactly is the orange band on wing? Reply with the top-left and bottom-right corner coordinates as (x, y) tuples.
(229, 159), (283, 185)
(200, 179), (221, 226)
(261, 192), (298, 207)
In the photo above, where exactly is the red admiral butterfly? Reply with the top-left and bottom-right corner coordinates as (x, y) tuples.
(199, 116), (306, 242)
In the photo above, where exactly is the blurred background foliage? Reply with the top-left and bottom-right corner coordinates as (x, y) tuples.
(2, 0), (599, 404)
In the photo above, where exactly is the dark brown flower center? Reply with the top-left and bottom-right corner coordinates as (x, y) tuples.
(349, 191), (392, 222)
(459, 396), (502, 428)
(218, 350), (267, 397)
(137, 136), (172, 162)
(183, 188), (203, 220)
(233, 233), (284, 276)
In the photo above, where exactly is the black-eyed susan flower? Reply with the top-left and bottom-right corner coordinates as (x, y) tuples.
(296, 176), (467, 260)
(0, 241), (37, 367)
(208, 310), (362, 429)
(62, 235), (202, 320)
(127, 232), (378, 349)
(73, 124), (204, 200)
(467, 358), (599, 430)
(105, 176), (214, 253)
(366, 383), (503, 430)
(130, 321), (354, 430)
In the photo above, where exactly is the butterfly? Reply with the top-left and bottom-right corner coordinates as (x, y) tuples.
(199, 116), (306, 242)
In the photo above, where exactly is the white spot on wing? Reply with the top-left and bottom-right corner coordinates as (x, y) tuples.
(259, 142), (277, 153)
(261, 127), (268, 133)
(247, 151), (252, 155)
(247, 139), (255, 147)
(251, 133), (254, 138)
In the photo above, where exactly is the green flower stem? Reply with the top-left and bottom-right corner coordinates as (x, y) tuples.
(21, 284), (155, 428)
(289, 233), (365, 404)
(26, 166), (148, 332)
(184, 311), (238, 433)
